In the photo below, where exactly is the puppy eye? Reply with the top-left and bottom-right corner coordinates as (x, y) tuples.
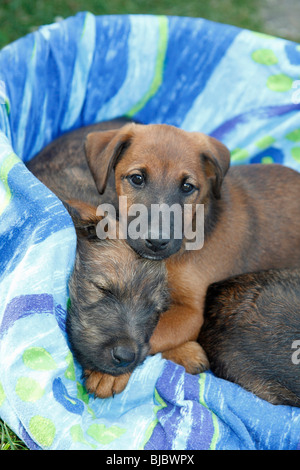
(128, 174), (145, 187)
(181, 182), (196, 194)
(92, 283), (116, 298)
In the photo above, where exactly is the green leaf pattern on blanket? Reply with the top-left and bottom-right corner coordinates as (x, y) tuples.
(76, 382), (89, 405)
(64, 351), (75, 380)
(140, 388), (168, 449)
(230, 46), (299, 167)
(285, 128), (300, 142)
(291, 147), (300, 161)
(23, 347), (57, 370)
(70, 424), (97, 449)
(255, 136), (276, 149)
(267, 73), (294, 92)
(16, 377), (45, 402)
(18, 345), (113, 447)
(87, 423), (126, 445)
(0, 382), (5, 407)
(29, 415), (56, 448)
(0, 152), (20, 216)
(251, 48), (278, 65)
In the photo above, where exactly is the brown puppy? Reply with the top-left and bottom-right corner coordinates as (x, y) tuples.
(27, 143), (207, 397)
(28, 121), (300, 395)
(199, 268), (300, 407)
(83, 123), (300, 365)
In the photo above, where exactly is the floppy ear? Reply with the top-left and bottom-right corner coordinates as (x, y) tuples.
(200, 135), (231, 199)
(84, 123), (136, 195)
(63, 199), (102, 240)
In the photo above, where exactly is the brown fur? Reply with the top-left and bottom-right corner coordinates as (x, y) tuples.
(27, 138), (206, 397)
(199, 269), (300, 406)
(28, 120), (300, 397)
(83, 122), (300, 367)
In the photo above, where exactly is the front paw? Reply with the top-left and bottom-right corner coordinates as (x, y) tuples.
(162, 341), (209, 374)
(84, 370), (131, 398)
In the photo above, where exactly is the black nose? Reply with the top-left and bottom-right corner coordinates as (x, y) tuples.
(111, 346), (136, 367)
(145, 238), (170, 252)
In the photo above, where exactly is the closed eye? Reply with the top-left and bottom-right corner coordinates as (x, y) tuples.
(91, 282), (117, 298)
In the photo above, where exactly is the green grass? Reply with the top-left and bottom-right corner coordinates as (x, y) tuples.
(0, 0), (266, 49)
(0, 420), (28, 450)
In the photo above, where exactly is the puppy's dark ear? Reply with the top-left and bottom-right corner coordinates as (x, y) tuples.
(84, 123), (136, 195)
(63, 200), (101, 240)
(198, 135), (231, 199)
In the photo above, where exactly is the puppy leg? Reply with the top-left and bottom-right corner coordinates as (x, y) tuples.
(84, 370), (131, 398)
(162, 341), (209, 374)
(149, 305), (208, 374)
(149, 305), (203, 354)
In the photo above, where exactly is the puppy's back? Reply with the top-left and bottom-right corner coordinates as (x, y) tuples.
(26, 118), (130, 206)
(199, 268), (300, 406)
(222, 164), (300, 271)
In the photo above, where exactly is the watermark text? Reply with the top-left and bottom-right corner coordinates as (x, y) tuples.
(95, 197), (204, 251)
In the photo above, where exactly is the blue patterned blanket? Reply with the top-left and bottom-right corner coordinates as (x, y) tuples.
(0, 12), (300, 450)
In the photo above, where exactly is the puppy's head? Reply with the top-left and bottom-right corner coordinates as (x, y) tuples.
(64, 199), (169, 376)
(85, 124), (230, 260)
